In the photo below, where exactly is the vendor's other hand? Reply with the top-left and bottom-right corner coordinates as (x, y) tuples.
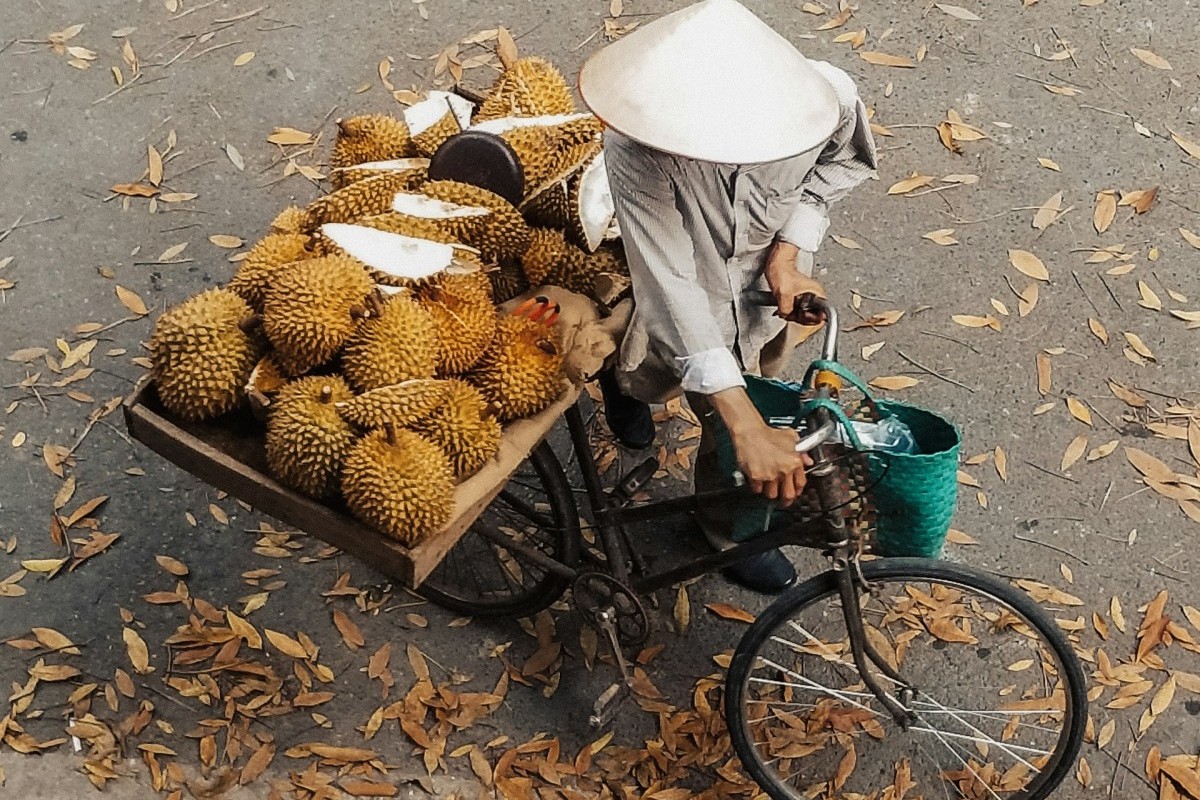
(765, 241), (826, 325)
(733, 423), (813, 508)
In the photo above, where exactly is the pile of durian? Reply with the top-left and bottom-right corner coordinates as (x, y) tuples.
(147, 57), (628, 546)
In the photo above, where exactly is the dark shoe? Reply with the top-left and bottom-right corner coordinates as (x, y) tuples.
(597, 368), (655, 449)
(721, 549), (797, 594)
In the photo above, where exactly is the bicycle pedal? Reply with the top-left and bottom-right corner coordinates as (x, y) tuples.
(614, 457), (659, 501)
(588, 681), (631, 728)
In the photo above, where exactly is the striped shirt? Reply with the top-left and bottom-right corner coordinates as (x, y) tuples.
(603, 61), (877, 403)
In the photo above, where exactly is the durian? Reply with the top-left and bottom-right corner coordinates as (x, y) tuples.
(270, 205), (308, 235)
(471, 114), (604, 194)
(261, 256), (375, 375)
(336, 379), (450, 429)
(470, 313), (564, 421)
(331, 158), (428, 192)
(331, 114), (413, 171)
(417, 273), (497, 375)
(520, 141), (601, 229)
(475, 57), (577, 121)
(313, 224), (478, 287)
(404, 91), (474, 158)
(228, 232), (313, 312)
(245, 353), (289, 420)
(302, 171), (436, 232)
(418, 180), (532, 264)
(489, 261), (530, 304)
(149, 288), (263, 421)
(265, 376), (357, 499)
(342, 427), (455, 545)
(411, 379), (502, 478)
(341, 292), (440, 392)
(522, 146), (614, 253)
(520, 228), (589, 292)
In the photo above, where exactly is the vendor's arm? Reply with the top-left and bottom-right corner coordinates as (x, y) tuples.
(776, 62), (879, 255)
(606, 137), (811, 506)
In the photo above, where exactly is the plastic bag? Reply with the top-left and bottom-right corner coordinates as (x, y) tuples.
(832, 416), (919, 454)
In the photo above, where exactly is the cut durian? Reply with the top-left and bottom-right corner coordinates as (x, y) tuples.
(270, 205), (308, 235)
(341, 292), (440, 392)
(331, 114), (413, 171)
(261, 256), (375, 375)
(330, 157), (428, 191)
(418, 180), (531, 264)
(520, 140), (601, 227)
(228, 232), (313, 312)
(417, 273), (496, 375)
(315, 224), (479, 287)
(342, 427), (455, 545)
(475, 57), (577, 121)
(315, 215), (458, 254)
(150, 288), (264, 421)
(469, 314), (564, 421)
(411, 379), (502, 478)
(470, 114), (603, 194)
(245, 353), (289, 419)
(302, 171), (433, 231)
(405, 91), (474, 158)
(565, 150), (615, 252)
(265, 376), (357, 499)
(336, 378), (449, 429)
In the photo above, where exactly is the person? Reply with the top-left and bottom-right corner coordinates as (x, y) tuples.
(578, 0), (877, 593)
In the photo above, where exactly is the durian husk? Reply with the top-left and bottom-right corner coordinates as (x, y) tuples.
(469, 314), (564, 422)
(411, 379), (502, 478)
(488, 261), (530, 304)
(404, 91), (474, 158)
(302, 172), (435, 232)
(475, 57), (577, 122)
(342, 428), (455, 545)
(313, 214), (457, 256)
(341, 292), (440, 392)
(336, 379), (450, 429)
(418, 180), (531, 264)
(265, 376), (357, 499)
(149, 288), (263, 421)
(330, 158), (428, 192)
(417, 272), (496, 375)
(270, 206), (308, 235)
(564, 150), (615, 253)
(261, 256), (375, 376)
(228, 232), (314, 312)
(520, 228), (588, 291)
(313, 223), (481, 289)
(520, 141), (601, 230)
(331, 114), (413, 171)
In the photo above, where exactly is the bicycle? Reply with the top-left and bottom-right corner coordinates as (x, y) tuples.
(416, 295), (1087, 800)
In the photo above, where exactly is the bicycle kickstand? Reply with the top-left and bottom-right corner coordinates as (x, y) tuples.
(588, 607), (635, 728)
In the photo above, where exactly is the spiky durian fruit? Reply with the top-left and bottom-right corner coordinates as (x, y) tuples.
(270, 205), (308, 235)
(330, 158), (428, 192)
(489, 261), (530, 304)
(228, 233), (314, 312)
(149, 289), (263, 421)
(302, 171), (434, 232)
(470, 314), (564, 421)
(411, 379), (502, 478)
(341, 293), (440, 392)
(404, 91), (474, 158)
(520, 228), (590, 292)
(418, 180), (531, 264)
(336, 379), (450, 429)
(313, 224), (478, 289)
(521, 141), (601, 228)
(475, 57), (577, 121)
(331, 114), (413, 171)
(342, 427), (455, 545)
(265, 376), (357, 499)
(417, 273), (496, 375)
(261, 256), (375, 376)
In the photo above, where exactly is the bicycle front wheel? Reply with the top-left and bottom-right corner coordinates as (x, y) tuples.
(726, 558), (1087, 800)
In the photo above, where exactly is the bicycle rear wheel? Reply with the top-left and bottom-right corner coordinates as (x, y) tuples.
(416, 441), (580, 618)
(726, 558), (1086, 800)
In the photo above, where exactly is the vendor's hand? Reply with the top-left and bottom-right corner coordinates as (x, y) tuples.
(765, 240), (826, 325)
(732, 423), (813, 508)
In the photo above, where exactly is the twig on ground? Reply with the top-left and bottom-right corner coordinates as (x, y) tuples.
(1071, 270), (1102, 315)
(894, 349), (976, 392)
(170, 0), (221, 20)
(1014, 533), (1090, 564)
(1023, 460), (1078, 484)
(78, 316), (141, 339)
(1096, 271), (1122, 309)
(0, 214), (62, 243)
(1099, 480), (1114, 512)
(187, 40), (243, 61)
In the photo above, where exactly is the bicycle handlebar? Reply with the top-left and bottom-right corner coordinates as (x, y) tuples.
(746, 291), (839, 362)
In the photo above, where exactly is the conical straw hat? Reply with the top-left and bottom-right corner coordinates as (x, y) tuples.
(579, 0), (839, 164)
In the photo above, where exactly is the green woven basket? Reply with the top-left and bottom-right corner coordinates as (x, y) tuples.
(714, 364), (961, 557)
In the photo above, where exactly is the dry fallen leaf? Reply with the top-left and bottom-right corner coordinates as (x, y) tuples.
(115, 285), (149, 316)
(1066, 397), (1093, 426)
(1130, 47), (1172, 70)
(1169, 130), (1200, 160)
(869, 376), (920, 390)
(155, 555), (188, 577)
(1033, 192), (1063, 230)
(1093, 190), (1118, 233)
(859, 51), (915, 68)
(934, 3), (982, 20)
(332, 609), (365, 650)
(123, 627), (151, 674)
(705, 603), (756, 623)
(1062, 434), (1087, 471)
(233, 51), (255, 66)
(1009, 249), (1049, 281)
(888, 174), (934, 195)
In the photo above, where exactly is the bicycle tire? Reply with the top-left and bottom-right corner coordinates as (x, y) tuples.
(726, 558), (1087, 800)
(416, 441), (581, 618)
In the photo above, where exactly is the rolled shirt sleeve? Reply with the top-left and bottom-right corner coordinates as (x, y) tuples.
(605, 136), (747, 396)
(777, 61), (879, 254)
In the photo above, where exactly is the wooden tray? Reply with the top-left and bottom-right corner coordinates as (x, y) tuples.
(123, 375), (579, 588)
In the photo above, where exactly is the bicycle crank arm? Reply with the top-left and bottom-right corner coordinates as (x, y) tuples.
(589, 606), (635, 728)
(589, 681), (632, 728)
